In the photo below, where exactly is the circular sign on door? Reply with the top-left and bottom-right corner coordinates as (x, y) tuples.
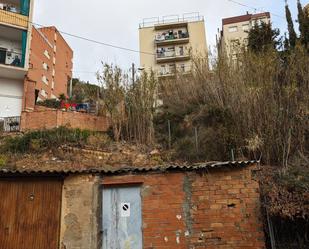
(120, 202), (131, 217)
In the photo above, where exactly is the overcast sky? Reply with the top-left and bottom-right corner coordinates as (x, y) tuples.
(33, 0), (304, 83)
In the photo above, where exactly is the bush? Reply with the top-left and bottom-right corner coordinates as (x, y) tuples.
(0, 127), (92, 153)
(37, 99), (61, 109)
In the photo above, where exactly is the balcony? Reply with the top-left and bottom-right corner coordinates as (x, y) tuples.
(0, 0), (30, 29)
(155, 30), (189, 46)
(156, 49), (190, 63)
(0, 25), (27, 78)
(158, 64), (191, 78)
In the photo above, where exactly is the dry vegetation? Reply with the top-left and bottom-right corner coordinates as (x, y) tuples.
(159, 46), (309, 166)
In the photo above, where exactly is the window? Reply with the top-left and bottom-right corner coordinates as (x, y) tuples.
(180, 64), (185, 72)
(44, 50), (50, 59)
(53, 57), (56, 65)
(42, 75), (48, 85)
(242, 24), (249, 31)
(42, 62), (49, 71)
(40, 89), (48, 98)
(230, 39), (240, 51)
(228, 26), (238, 32)
(52, 80), (55, 89)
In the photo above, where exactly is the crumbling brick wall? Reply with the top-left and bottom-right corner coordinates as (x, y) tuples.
(103, 165), (265, 249)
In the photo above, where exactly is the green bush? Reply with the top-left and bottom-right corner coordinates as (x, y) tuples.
(0, 127), (92, 153)
(37, 99), (61, 109)
(0, 154), (7, 167)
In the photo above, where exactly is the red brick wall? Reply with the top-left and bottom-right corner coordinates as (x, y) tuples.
(103, 166), (265, 249)
(20, 109), (110, 132)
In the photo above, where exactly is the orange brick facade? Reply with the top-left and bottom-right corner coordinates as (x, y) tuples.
(25, 26), (73, 103)
(103, 166), (265, 249)
(21, 108), (110, 132)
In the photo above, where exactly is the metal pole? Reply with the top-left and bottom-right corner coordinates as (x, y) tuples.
(231, 148), (235, 161)
(266, 209), (276, 249)
(132, 63), (135, 85)
(194, 127), (198, 154)
(168, 120), (171, 149)
(69, 77), (73, 98)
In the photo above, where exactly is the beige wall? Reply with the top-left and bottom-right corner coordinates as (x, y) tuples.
(139, 26), (155, 71)
(221, 16), (270, 57)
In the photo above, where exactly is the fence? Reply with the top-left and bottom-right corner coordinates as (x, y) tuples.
(0, 116), (21, 132)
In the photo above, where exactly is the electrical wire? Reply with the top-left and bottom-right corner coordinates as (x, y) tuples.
(227, 0), (285, 19)
(0, 10), (155, 56)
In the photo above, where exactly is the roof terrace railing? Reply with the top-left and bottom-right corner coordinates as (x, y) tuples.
(140, 12), (204, 28)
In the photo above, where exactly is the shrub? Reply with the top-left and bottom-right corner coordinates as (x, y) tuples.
(0, 127), (92, 153)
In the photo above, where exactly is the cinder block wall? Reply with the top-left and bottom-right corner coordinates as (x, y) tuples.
(60, 174), (101, 249)
(103, 166), (265, 249)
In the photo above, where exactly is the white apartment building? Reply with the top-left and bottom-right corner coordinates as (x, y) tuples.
(0, 0), (34, 131)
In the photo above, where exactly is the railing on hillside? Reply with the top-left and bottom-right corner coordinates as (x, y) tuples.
(0, 116), (21, 132)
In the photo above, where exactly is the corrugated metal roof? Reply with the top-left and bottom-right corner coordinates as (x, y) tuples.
(0, 160), (259, 175)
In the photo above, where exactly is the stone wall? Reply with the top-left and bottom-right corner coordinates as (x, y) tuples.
(60, 174), (101, 249)
(103, 165), (265, 249)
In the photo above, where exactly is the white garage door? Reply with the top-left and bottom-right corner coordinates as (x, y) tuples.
(0, 78), (23, 118)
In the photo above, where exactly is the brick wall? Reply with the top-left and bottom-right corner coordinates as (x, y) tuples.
(103, 165), (265, 249)
(21, 109), (110, 132)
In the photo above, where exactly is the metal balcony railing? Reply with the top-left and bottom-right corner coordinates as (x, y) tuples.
(156, 50), (189, 59)
(155, 31), (189, 43)
(0, 49), (24, 68)
(0, 1), (30, 16)
(158, 65), (192, 77)
(0, 116), (21, 132)
(140, 12), (204, 28)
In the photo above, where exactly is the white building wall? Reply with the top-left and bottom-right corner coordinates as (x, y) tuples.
(0, 77), (23, 117)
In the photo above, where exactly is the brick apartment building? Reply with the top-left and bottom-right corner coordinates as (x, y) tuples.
(26, 26), (73, 104)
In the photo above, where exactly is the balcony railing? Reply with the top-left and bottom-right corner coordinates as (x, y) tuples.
(0, 116), (21, 132)
(0, 0), (30, 16)
(0, 49), (24, 68)
(156, 49), (190, 63)
(0, 7), (29, 28)
(158, 65), (191, 77)
(140, 12), (204, 28)
(155, 31), (189, 44)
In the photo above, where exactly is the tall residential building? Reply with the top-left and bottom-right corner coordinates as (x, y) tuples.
(305, 4), (309, 16)
(219, 12), (271, 58)
(26, 26), (73, 102)
(0, 0), (34, 122)
(139, 13), (207, 78)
